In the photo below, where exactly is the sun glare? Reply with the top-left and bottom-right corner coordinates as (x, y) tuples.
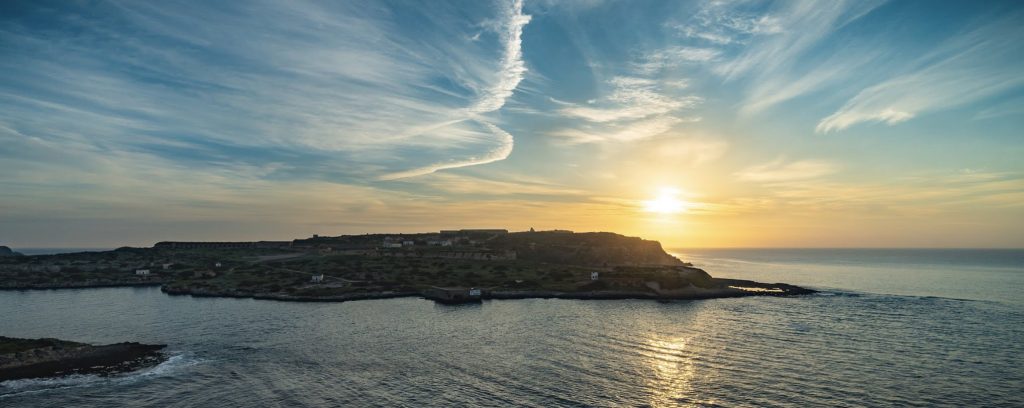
(643, 187), (688, 214)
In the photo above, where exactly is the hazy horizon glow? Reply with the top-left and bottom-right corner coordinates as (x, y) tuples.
(1, 0), (1023, 248)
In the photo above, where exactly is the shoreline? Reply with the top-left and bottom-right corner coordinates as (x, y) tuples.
(0, 337), (167, 382)
(159, 278), (815, 303)
(0, 280), (816, 303)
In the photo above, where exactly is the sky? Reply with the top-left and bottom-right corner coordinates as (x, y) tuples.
(1, 0), (1023, 249)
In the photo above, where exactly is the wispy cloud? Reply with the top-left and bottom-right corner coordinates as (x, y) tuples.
(724, 169), (1024, 217)
(0, 0), (532, 185)
(817, 14), (1024, 132)
(736, 158), (840, 182)
(652, 137), (728, 167)
(713, 1), (884, 80)
(409, 172), (587, 197)
(387, 0), (532, 179)
(550, 47), (703, 146)
(973, 96), (1024, 120)
(554, 116), (684, 144)
(379, 121), (515, 180)
(558, 77), (700, 123)
(465, 0), (532, 115)
(668, 1), (887, 115)
(672, 2), (783, 45)
(635, 46), (721, 74)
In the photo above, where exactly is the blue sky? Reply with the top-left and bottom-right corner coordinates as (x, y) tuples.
(1, 0), (1022, 248)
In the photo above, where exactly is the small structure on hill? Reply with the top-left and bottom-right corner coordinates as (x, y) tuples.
(311, 274), (324, 283)
(591, 271), (600, 281)
(382, 237), (404, 249)
(135, 269), (150, 276)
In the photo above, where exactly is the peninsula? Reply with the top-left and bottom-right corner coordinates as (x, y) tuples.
(0, 229), (813, 303)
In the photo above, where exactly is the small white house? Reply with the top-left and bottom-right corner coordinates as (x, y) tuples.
(383, 242), (403, 249)
(468, 288), (482, 297)
(214, 262), (222, 268)
(162, 263), (173, 270)
(311, 274), (324, 283)
(135, 269), (150, 276)
(590, 271), (600, 281)
(402, 240), (415, 247)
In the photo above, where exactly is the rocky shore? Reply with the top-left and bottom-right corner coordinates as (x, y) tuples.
(161, 285), (420, 302)
(487, 279), (814, 301)
(160, 278), (814, 304)
(0, 337), (167, 381)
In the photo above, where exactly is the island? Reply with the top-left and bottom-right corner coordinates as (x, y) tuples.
(0, 229), (814, 303)
(0, 336), (167, 381)
(0, 246), (24, 258)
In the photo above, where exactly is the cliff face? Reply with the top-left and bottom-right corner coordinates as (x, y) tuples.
(491, 231), (682, 266)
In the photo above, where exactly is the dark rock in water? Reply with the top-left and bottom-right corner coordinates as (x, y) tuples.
(0, 246), (23, 257)
(0, 336), (167, 381)
(422, 287), (484, 304)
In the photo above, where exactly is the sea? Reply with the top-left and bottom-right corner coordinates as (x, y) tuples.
(1, 248), (1022, 407)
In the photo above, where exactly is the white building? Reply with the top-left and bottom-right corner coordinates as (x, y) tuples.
(311, 274), (324, 283)
(591, 271), (600, 281)
(383, 242), (403, 249)
(162, 263), (173, 270)
(402, 240), (415, 247)
(135, 269), (150, 276)
(468, 288), (482, 297)
(214, 262), (222, 268)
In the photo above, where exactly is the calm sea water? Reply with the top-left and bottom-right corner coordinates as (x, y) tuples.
(1, 249), (1022, 407)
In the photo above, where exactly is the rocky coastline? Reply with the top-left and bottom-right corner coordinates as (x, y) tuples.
(0, 337), (167, 382)
(2, 230), (818, 306)
(160, 278), (814, 304)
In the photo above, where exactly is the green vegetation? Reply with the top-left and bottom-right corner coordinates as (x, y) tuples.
(0, 337), (84, 354)
(0, 231), (808, 300)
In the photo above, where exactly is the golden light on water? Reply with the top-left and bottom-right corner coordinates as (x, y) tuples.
(643, 187), (689, 214)
(645, 336), (698, 407)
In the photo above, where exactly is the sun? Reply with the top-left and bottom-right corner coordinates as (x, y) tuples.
(643, 187), (689, 214)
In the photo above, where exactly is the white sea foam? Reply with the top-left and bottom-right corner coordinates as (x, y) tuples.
(0, 351), (203, 398)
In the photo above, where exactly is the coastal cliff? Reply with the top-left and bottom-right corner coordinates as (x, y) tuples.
(490, 231), (682, 266)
